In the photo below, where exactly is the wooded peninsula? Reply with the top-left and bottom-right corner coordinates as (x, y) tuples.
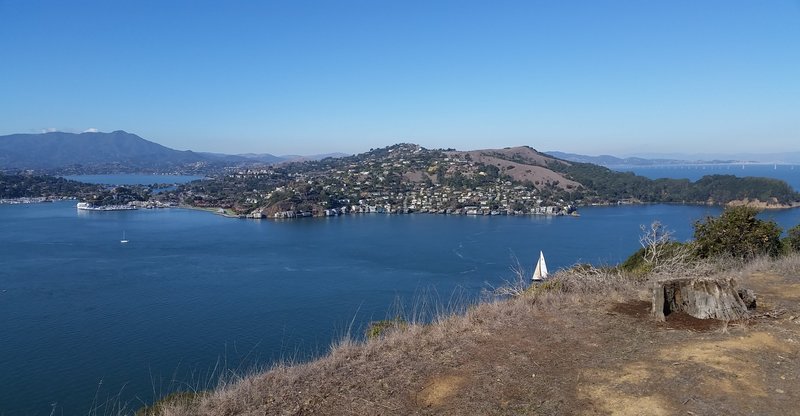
(2, 144), (798, 216)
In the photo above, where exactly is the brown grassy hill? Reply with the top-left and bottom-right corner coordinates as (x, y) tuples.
(457, 145), (558, 167)
(448, 146), (581, 190)
(146, 255), (800, 416)
(363, 144), (582, 193)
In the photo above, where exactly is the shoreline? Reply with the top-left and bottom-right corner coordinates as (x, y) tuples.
(178, 199), (800, 221)
(0, 196), (75, 205)
(725, 199), (800, 210)
(187, 206), (582, 220)
(177, 204), (244, 218)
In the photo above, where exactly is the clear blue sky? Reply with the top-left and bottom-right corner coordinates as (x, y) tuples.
(1, 0), (798, 156)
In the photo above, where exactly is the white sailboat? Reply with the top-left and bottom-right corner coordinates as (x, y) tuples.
(120, 231), (129, 244)
(531, 251), (548, 281)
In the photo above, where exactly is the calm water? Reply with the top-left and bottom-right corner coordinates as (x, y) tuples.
(2, 202), (800, 415)
(612, 164), (800, 191)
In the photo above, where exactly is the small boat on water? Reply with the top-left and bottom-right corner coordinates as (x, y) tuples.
(531, 251), (548, 281)
(120, 231), (129, 244)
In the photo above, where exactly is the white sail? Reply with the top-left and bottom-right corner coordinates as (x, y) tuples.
(532, 251), (548, 281)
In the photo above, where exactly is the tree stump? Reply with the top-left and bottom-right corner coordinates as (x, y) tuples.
(651, 277), (752, 322)
(737, 288), (757, 309)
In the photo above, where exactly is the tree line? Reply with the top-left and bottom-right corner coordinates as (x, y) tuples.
(546, 160), (799, 205)
(0, 173), (102, 199)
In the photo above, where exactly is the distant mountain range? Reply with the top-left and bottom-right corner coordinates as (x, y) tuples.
(544, 151), (690, 166)
(0, 131), (349, 173)
(547, 151), (800, 165)
(624, 152), (800, 164)
(231, 152), (351, 164)
(0, 131), (214, 172)
(2, 130), (795, 174)
(197, 151), (351, 165)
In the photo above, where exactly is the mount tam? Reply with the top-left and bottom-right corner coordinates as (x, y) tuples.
(0, 131), (347, 173)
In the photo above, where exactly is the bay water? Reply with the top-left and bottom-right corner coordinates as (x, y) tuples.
(3, 170), (800, 414)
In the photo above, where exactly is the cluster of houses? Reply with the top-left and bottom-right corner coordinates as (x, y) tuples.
(267, 210), (314, 219)
(129, 200), (176, 209)
(250, 203), (575, 220)
(193, 144), (582, 220)
(0, 196), (69, 204)
(247, 181), (577, 219)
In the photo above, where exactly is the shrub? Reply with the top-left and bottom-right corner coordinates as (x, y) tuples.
(365, 317), (407, 339)
(524, 279), (563, 297)
(135, 391), (204, 416)
(787, 224), (800, 252)
(693, 206), (782, 260)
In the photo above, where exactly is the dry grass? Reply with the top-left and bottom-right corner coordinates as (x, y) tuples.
(146, 255), (800, 416)
(150, 266), (641, 416)
(742, 252), (800, 276)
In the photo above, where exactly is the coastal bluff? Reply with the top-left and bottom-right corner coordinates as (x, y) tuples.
(142, 256), (800, 416)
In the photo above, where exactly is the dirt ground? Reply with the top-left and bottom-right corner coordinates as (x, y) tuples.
(163, 266), (800, 416)
(407, 272), (800, 416)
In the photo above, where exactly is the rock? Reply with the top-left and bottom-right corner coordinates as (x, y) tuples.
(651, 277), (751, 322)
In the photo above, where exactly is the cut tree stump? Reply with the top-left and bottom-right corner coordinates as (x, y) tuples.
(651, 277), (753, 322)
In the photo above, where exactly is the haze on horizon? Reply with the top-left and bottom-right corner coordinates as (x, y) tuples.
(1, 1), (798, 157)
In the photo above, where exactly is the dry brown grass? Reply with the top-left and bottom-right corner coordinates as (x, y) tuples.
(150, 255), (800, 416)
(444, 146), (582, 191)
(742, 252), (800, 276)
(152, 267), (640, 416)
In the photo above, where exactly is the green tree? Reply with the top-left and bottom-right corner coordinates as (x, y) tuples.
(693, 206), (782, 260)
(786, 224), (800, 252)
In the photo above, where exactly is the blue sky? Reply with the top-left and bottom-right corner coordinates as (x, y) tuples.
(1, 0), (798, 156)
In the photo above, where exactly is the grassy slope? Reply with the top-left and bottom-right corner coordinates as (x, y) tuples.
(151, 256), (800, 416)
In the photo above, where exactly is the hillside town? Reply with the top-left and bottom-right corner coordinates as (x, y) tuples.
(162, 144), (582, 219)
(259, 182), (578, 219)
(4, 143), (798, 218)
